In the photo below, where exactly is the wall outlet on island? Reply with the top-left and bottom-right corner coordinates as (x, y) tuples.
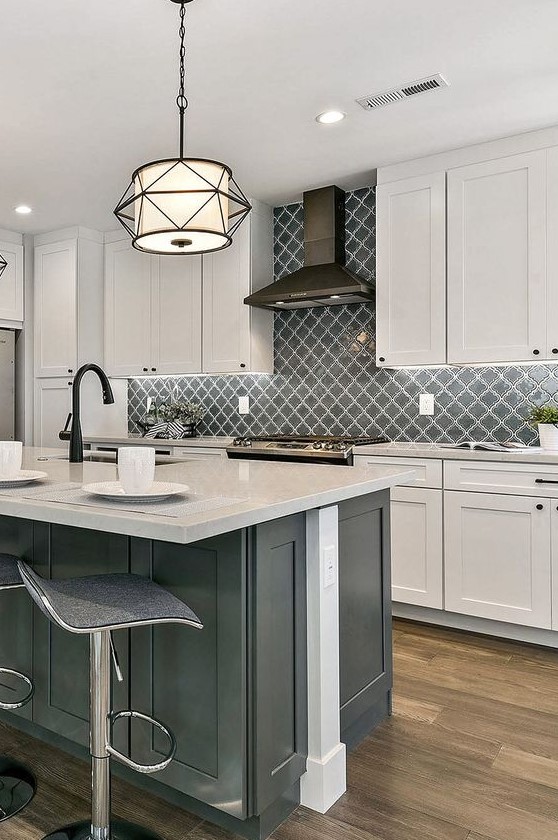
(238, 396), (250, 415)
(419, 394), (435, 416)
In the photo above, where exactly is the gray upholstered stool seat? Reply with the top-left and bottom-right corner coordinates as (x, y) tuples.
(17, 561), (202, 840)
(0, 553), (25, 589)
(0, 554), (36, 822)
(17, 567), (202, 634)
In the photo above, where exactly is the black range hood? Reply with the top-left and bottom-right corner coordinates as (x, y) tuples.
(244, 185), (375, 310)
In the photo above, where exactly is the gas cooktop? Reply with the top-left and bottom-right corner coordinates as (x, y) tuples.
(226, 435), (389, 465)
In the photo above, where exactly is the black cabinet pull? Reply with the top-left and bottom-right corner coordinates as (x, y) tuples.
(533, 349), (540, 355)
(535, 479), (558, 485)
(536, 504), (544, 510)
(553, 348), (558, 355)
(379, 357), (386, 363)
(240, 363), (246, 369)
(68, 369), (73, 373)
(151, 367), (157, 372)
(143, 367), (148, 372)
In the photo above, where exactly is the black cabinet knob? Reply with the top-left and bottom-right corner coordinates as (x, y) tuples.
(240, 363), (246, 369)
(68, 369), (73, 373)
(67, 382), (72, 386)
(143, 367), (148, 372)
(536, 504), (544, 510)
(533, 349), (540, 355)
(151, 367), (157, 372)
(379, 356), (386, 363)
(553, 348), (558, 355)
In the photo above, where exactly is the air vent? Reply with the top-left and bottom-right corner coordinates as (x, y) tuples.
(357, 74), (449, 111)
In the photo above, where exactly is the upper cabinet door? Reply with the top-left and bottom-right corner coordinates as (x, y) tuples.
(376, 172), (447, 367)
(545, 147), (558, 358)
(0, 240), (23, 324)
(447, 151), (547, 364)
(151, 255), (202, 375)
(202, 221), (252, 373)
(35, 240), (78, 377)
(105, 241), (154, 377)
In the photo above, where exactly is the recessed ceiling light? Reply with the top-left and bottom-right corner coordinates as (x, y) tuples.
(15, 205), (32, 215)
(316, 110), (346, 125)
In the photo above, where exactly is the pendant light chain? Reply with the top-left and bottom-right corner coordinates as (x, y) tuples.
(177, 2), (188, 158)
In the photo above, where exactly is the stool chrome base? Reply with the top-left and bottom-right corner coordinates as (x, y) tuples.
(0, 756), (36, 822)
(41, 820), (163, 840)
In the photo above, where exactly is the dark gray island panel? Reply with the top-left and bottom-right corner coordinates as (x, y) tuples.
(129, 530), (249, 818)
(338, 490), (392, 747)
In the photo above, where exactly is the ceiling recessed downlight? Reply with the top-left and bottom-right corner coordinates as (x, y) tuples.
(15, 205), (32, 215)
(316, 110), (346, 125)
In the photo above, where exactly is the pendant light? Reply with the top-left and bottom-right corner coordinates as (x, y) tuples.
(114, 0), (251, 256)
(0, 253), (7, 279)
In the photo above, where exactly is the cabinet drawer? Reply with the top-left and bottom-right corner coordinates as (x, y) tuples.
(353, 455), (442, 488)
(444, 460), (558, 497)
(173, 447), (226, 460)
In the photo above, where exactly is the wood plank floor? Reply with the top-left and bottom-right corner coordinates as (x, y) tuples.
(3, 619), (558, 840)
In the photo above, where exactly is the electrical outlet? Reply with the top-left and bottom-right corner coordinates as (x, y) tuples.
(419, 394), (435, 416)
(238, 396), (250, 415)
(322, 545), (337, 588)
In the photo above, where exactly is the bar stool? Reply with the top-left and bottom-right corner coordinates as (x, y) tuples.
(17, 561), (203, 840)
(0, 554), (36, 822)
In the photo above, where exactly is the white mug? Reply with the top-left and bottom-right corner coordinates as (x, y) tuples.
(0, 441), (23, 478)
(117, 447), (156, 495)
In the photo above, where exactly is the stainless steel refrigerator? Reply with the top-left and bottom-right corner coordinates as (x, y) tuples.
(0, 330), (15, 440)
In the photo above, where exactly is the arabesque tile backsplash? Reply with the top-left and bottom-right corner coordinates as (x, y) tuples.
(128, 186), (558, 445)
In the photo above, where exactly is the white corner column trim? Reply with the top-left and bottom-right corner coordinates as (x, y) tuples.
(301, 505), (346, 813)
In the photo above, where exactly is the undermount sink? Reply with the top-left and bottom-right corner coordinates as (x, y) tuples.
(43, 452), (184, 465)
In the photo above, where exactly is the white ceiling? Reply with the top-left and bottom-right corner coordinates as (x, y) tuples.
(2, 0), (558, 233)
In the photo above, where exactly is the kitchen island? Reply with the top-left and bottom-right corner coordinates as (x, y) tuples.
(0, 448), (414, 839)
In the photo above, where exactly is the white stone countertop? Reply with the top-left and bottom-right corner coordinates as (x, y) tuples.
(84, 435), (233, 449)
(355, 441), (558, 464)
(0, 448), (416, 545)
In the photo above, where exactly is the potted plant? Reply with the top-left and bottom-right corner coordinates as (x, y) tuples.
(159, 400), (206, 438)
(527, 404), (558, 450)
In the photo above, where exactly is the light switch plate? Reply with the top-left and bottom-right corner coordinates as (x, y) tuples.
(323, 545), (337, 588)
(238, 396), (250, 415)
(419, 394), (435, 416)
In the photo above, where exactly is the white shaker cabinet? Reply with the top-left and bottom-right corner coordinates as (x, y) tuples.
(105, 241), (154, 377)
(152, 256), (202, 375)
(34, 377), (73, 449)
(0, 233), (23, 325)
(34, 240), (78, 377)
(391, 486), (443, 608)
(375, 172), (446, 367)
(202, 202), (274, 374)
(444, 490), (552, 629)
(34, 230), (105, 378)
(447, 151), (547, 364)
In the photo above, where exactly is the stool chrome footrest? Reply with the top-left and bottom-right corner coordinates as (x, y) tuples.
(37, 819), (163, 840)
(108, 710), (176, 774)
(0, 756), (36, 822)
(0, 668), (34, 711)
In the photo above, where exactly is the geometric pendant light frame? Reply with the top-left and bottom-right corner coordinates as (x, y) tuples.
(0, 253), (6, 279)
(114, 0), (251, 256)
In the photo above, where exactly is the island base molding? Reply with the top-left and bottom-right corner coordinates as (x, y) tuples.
(393, 604), (558, 647)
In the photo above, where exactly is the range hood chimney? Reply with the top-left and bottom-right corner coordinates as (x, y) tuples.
(244, 185), (374, 310)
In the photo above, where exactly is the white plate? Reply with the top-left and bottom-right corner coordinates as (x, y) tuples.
(82, 481), (190, 503)
(0, 470), (49, 487)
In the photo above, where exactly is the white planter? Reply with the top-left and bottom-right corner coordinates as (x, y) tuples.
(538, 423), (558, 450)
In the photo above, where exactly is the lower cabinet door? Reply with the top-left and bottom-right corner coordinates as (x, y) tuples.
(129, 532), (248, 820)
(444, 491), (551, 628)
(550, 504), (558, 631)
(0, 517), (34, 722)
(391, 487), (443, 608)
(32, 524), (130, 747)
